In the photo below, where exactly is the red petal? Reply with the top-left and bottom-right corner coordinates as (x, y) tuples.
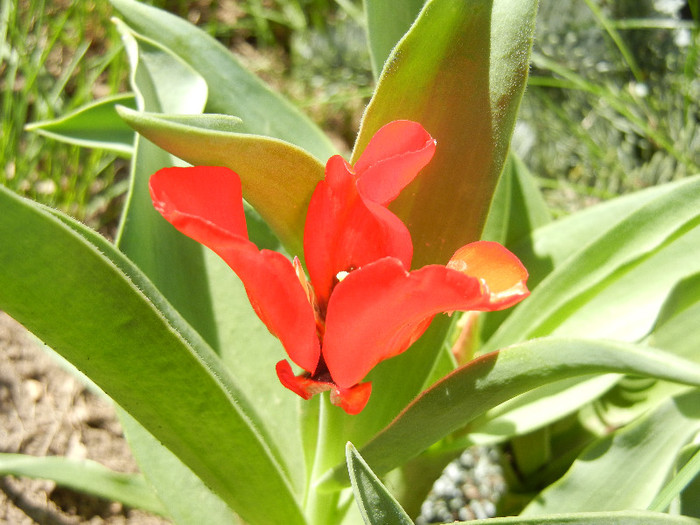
(329, 382), (372, 415)
(150, 166), (248, 240)
(304, 156), (412, 307)
(323, 256), (522, 388)
(447, 241), (530, 310)
(353, 120), (436, 205)
(150, 166), (320, 372)
(276, 360), (372, 414)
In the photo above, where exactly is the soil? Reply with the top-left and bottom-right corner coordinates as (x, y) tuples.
(0, 313), (171, 525)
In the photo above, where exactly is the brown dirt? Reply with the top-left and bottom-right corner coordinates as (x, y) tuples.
(0, 313), (171, 525)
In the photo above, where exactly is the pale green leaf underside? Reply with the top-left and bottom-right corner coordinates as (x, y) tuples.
(116, 107), (325, 256)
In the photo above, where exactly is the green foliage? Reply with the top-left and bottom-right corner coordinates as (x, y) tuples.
(0, 453), (166, 516)
(4, 1), (700, 524)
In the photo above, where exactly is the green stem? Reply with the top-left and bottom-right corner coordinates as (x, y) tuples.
(304, 394), (345, 525)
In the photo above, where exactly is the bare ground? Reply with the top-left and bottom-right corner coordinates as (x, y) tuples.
(0, 313), (170, 525)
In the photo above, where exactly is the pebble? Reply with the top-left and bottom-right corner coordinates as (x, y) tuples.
(417, 446), (506, 523)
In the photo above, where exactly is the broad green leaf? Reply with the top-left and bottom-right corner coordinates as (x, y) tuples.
(115, 20), (306, 499)
(24, 93), (137, 155)
(0, 453), (166, 516)
(482, 153), (552, 247)
(0, 186), (305, 525)
(119, 411), (241, 525)
(463, 510), (700, 524)
(319, 338), (700, 489)
(508, 178), (685, 289)
(362, 0), (425, 78)
(110, 0), (336, 161)
(465, 374), (620, 446)
(523, 389), (700, 515)
(353, 0), (538, 267)
(485, 175), (700, 351)
(116, 108), (325, 256)
(346, 443), (413, 525)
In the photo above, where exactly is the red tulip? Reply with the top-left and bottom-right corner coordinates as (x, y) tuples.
(150, 121), (529, 414)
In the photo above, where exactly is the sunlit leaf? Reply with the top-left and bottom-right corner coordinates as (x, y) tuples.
(25, 93), (137, 155)
(116, 108), (325, 256)
(354, 0), (538, 267)
(0, 186), (305, 525)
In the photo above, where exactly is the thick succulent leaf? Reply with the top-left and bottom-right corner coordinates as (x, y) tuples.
(110, 0), (336, 161)
(353, 0), (538, 267)
(24, 93), (137, 155)
(462, 511), (700, 524)
(346, 443), (413, 525)
(523, 389), (700, 515)
(117, 108), (325, 255)
(0, 453), (166, 516)
(485, 175), (700, 351)
(118, 411), (241, 525)
(363, 0), (425, 78)
(0, 186), (305, 525)
(482, 153), (552, 248)
(319, 338), (700, 488)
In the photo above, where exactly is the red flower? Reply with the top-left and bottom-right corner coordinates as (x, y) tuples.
(149, 121), (529, 414)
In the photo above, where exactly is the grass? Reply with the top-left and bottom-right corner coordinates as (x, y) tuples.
(518, 0), (700, 214)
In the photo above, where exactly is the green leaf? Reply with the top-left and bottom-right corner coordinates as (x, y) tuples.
(465, 374), (620, 446)
(509, 178), (684, 289)
(353, 0), (538, 267)
(523, 389), (700, 514)
(118, 411), (242, 525)
(482, 153), (552, 248)
(0, 453), (167, 516)
(319, 338), (700, 489)
(345, 443), (413, 525)
(114, 20), (221, 346)
(116, 108), (325, 256)
(650, 445), (700, 513)
(485, 175), (700, 351)
(110, 0), (336, 161)
(462, 510), (700, 524)
(24, 93), (137, 155)
(0, 186), (305, 525)
(362, 0), (425, 78)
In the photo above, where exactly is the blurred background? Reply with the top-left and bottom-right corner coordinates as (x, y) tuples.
(1, 0), (698, 227)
